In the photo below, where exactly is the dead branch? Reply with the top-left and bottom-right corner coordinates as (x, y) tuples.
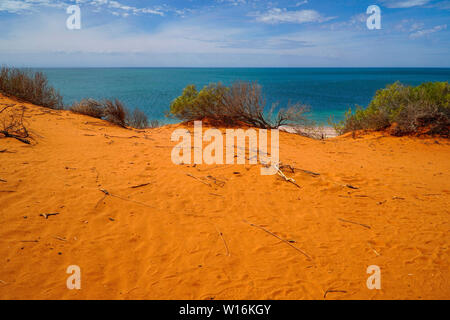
(0, 106), (30, 144)
(130, 182), (151, 189)
(206, 175), (226, 188)
(299, 169), (320, 176)
(209, 193), (223, 197)
(0, 149), (15, 153)
(246, 221), (311, 260)
(186, 173), (211, 187)
(40, 212), (60, 219)
(0, 104), (15, 114)
(0, 131), (31, 144)
(95, 194), (108, 209)
(338, 218), (371, 229)
(279, 164), (320, 177)
(214, 225), (230, 256)
(324, 289), (347, 299)
(99, 188), (154, 208)
(276, 165), (301, 188)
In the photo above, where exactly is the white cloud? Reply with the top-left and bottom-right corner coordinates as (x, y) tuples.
(252, 8), (335, 24)
(381, 0), (431, 8)
(410, 24), (447, 38)
(295, 1), (308, 7)
(0, 1), (32, 13)
(0, 0), (66, 13)
(0, 0), (165, 16)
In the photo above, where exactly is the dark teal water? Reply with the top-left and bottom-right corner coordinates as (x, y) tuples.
(39, 68), (450, 124)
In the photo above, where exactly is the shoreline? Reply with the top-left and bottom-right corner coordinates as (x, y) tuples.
(279, 125), (339, 138)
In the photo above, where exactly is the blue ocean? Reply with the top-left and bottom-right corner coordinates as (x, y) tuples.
(39, 68), (450, 124)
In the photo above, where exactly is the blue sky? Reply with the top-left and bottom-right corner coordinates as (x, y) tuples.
(0, 0), (449, 67)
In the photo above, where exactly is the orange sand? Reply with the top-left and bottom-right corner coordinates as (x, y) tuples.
(0, 94), (449, 300)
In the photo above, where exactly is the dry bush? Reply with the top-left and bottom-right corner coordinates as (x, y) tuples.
(103, 99), (127, 127)
(0, 66), (63, 110)
(70, 99), (104, 118)
(126, 108), (148, 129)
(0, 105), (30, 144)
(269, 102), (311, 128)
(170, 81), (310, 129)
(393, 101), (449, 137)
(149, 120), (161, 128)
(220, 81), (269, 128)
(69, 98), (154, 129)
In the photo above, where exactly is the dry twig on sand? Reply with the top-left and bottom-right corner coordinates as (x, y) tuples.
(130, 182), (151, 189)
(324, 289), (347, 299)
(40, 212), (60, 219)
(186, 173), (211, 187)
(275, 165), (301, 189)
(99, 188), (154, 208)
(214, 225), (230, 256)
(0, 104), (15, 114)
(245, 221), (311, 260)
(206, 175), (226, 188)
(278, 164), (320, 177)
(209, 193), (223, 197)
(338, 218), (371, 229)
(298, 169), (320, 176)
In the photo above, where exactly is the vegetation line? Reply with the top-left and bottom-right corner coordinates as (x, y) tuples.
(1, 66), (448, 139)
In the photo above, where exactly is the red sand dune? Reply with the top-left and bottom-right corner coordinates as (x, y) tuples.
(0, 94), (449, 300)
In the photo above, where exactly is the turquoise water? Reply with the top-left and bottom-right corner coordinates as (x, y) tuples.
(39, 68), (450, 124)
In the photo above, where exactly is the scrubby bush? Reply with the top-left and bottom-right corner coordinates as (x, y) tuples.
(331, 82), (449, 136)
(169, 81), (310, 129)
(103, 99), (127, 127)
(126, 108), (149, 129)
(0, 66), (63, 110)
(70, 99), (104, 118)
(0, 66), (154, 130)
(149, 120), (161, 128)
(70, 98), (152, 129)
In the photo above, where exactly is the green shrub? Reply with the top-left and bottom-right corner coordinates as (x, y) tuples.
(169, 81), (309, 129)
(332, 82), (449, 136)
(0, 66), (63, 109)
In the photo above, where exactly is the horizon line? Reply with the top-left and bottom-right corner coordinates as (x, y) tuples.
(10, 66), (450, 69)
